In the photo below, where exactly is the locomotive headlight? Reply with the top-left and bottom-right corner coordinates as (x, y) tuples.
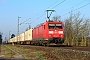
(49, 31), (53, 34)
(58, 31), (63, 34)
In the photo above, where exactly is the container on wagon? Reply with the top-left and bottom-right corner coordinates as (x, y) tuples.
(24, 28), (33, 41)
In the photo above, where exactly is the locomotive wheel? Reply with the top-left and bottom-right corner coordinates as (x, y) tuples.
(55, 39), (58, 44)
(46, 42), (50, 47)
(43, 44), (46, 47)
(43, 43), (49, 47)
(46, 43), (50, 47)
(43, 41), (50, 47)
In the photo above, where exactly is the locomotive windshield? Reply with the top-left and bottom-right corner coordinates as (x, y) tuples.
(56, 24), (62, 29)
(48, 24), (55, 29)
(48, 24), (62, 29)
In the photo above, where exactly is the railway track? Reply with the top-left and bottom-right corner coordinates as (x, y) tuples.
(14, 44), (90, 56)
(18, 45), (90, 60)
(20, 44), (90, 52)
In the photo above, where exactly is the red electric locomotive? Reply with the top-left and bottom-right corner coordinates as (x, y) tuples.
(32, 21), (64, 46)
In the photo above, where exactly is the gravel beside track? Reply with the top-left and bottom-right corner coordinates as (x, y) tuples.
(19, 45), (90, 60)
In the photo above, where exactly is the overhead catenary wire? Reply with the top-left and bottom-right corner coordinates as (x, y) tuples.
(30, 0), (61, 23)
(60, 0), (87, 13)
(52, 0), (65, 9)
(73, 3), (90, 12)
(35, 0), (90, 24)
(18, 0), (90, 36)
(20, 18), (31, 25)
(19, 18), (31, 34)
(47, 0), (59, 9)
(31, 13), (45, 23)
(21, 0), (60, 24)
(30, 0), (66, 24)
(30, 0), (59, 18)
(42, 0), (88, 22)
(61, 2), (90, 17)
(33, 0), (59, 17)
(22, 0), (89, 27)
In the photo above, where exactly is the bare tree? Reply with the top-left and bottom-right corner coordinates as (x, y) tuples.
(64, 12), (90, 46)
(52, 15), (61, 22)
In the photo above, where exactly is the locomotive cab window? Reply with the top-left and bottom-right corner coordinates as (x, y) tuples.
(48, 24), (62, 29)
(56, 24), (62, 29)
(48, 24), (55, 29)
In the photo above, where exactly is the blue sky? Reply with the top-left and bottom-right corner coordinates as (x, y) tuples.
(0, 0), (90, 40)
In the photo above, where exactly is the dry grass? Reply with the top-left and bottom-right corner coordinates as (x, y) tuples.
(1, 44), (47, 60)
